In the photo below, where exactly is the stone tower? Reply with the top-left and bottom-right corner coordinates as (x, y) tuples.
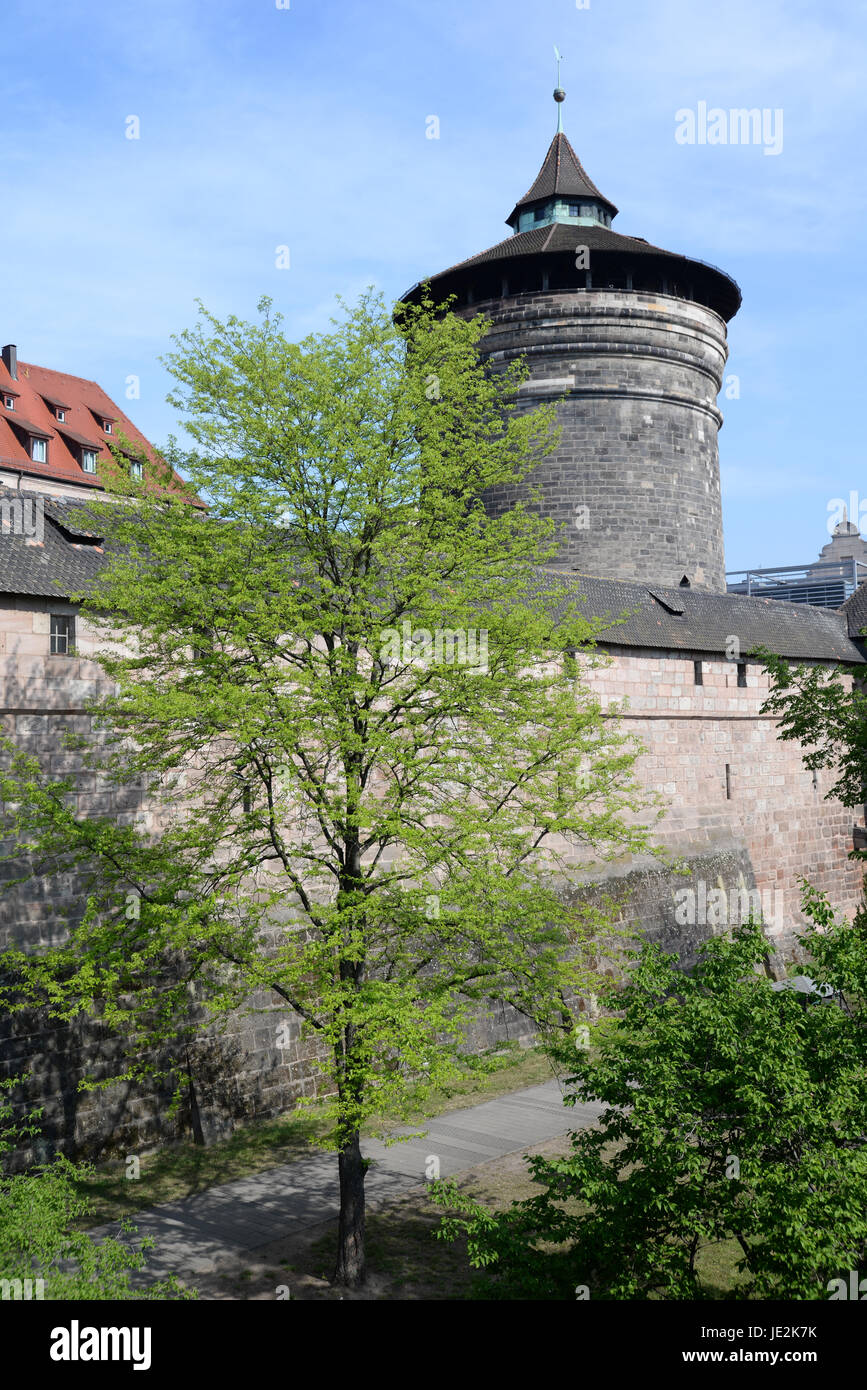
(404, 97), (741, 590)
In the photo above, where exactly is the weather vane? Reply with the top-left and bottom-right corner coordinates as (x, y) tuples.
(553, 45), (566, 132)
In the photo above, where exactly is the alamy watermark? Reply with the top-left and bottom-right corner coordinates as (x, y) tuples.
(674, 883), (784, 932)
(0, 495), (44, 543)
(827, 492), (867, 535)
(828, 1270), (867, 1300)
(380, 621), (488, 675)
(1, 1277), (45, 1300)
(675, 103), (783, 156)
(49, 1323), (151, 1370)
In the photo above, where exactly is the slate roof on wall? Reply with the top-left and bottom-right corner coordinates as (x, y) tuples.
(840, 582), (867, 641)
(543, 571), (867, 664)
(1, 495), (863, 665)
(0, 488), (108, 599)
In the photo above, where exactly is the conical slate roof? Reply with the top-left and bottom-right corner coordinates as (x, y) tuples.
(507, 131), (617, 225)
(402, 122), (742, 322)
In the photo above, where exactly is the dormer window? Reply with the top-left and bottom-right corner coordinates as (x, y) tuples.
(31, 437), (47, 463)
(104, 420), (113, 434)
(81, 449), (97, 474)
(3, 395), (14, 409)
(130, 460), (143, 481)
(41, 393), (71, 420)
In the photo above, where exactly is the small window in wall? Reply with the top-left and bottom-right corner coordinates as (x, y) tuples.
(31, 437), (47, 463)
(50, 614), (76, 656)
(737, 662), (747, 688)
(3, 395), (14, 409)
(693, 659), (703, 686)
(534, 206), (546, 222)
(568, 203), (579, 216)
(81, 449), (97, 473)
(56, 409), (65, 422)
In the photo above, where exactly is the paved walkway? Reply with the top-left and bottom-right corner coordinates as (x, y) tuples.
(112, 1080), (603, 1283)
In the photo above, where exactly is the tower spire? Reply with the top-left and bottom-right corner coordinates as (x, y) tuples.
(553, 45), (566, 133)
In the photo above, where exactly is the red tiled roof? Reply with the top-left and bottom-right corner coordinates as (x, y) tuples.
(4, 412), (54, 440)
(0, 354), (188, 495)
(55, 424), (104, 450)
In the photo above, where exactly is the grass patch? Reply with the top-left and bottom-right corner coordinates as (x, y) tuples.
(694, 1239), (751, 1299)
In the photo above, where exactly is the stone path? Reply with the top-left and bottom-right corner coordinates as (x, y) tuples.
(113, 1080), (603, 1283)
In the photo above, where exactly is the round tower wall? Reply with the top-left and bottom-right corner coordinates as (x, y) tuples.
(471, 289), (730, 590)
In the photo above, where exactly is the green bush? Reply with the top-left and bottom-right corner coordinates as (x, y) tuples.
(0, 1080), (194, 1300)
(432, 894), (867, 1300)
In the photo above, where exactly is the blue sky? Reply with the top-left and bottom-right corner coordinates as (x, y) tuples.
(2, 0), (865, 572)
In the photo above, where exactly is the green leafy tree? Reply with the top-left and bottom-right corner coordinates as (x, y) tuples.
(0, 1080), (192, 1301)
(0, 290), (659, 1288)
(432, 904), (867, 1299)
(759, 648), (867, 815)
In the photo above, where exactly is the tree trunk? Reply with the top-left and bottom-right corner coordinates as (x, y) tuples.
(334, 1128), (366, 1287)
(334, 831), (367, 1288)
(185, 1049), (205, 1146)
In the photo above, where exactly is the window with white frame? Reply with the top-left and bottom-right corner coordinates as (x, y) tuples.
(3, 395), (14, 409)
(56, 409), (65, 422)
(31, 437), (47, 463)
(130, 460), (143, 480)
(104, 420), (113, 433)
(50, 613), (76, 656)
(82, 449), (97, 473)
